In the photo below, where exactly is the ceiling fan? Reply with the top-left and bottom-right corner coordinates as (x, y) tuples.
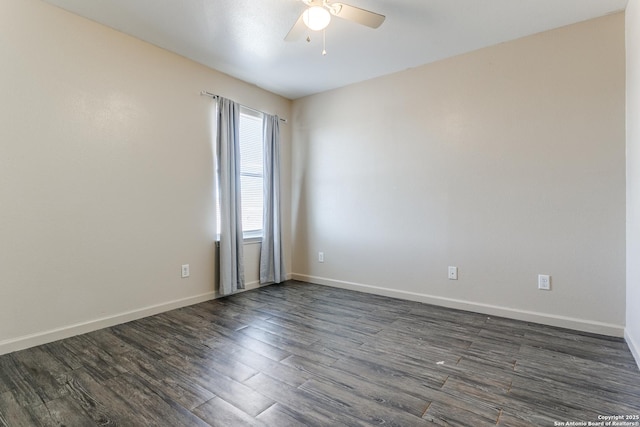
(285, 0), (385, 52)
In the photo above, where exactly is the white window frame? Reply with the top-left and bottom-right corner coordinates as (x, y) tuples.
(214, 106), (265, 242)
(238, 107), (264, 240)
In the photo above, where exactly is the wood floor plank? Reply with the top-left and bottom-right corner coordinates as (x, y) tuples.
(158, 334), (262, 384)
(281, 354), (429, 417)
(438, 376), (506, 418)
(244, 372), (359, 427)
(187, 300), (272, 326)
(0, 391), (41, 427)
(115, 349), (216, 410)
(163, 353), (275, 417)
(204, 339), (311, 387)
(320, 342), (450, 388)
(60, 367), (136, 426)
(408, 304), (489, 327)
(465, 334), (522, 360)
(103, 372), (211, 427)
(358, 331), (464, 366)
(204, 328), (292, 362)
(239, 325), (339, 365)
(0, 356), (20, 397)
(316, 288), (416, 315)
(39, 341), (86, 372)
(248, 318), (322, 346)
(43, 396), (101, 426)
(517, 344), (640, 396)
(329, 353), (447, 398)
(503, 380), (603, 423)
(523, 331), (640, 370)
(448, 357), (515, 390)
(424, 400), (498, 427)
(509, 370), (640, 417)
(57, 335), (128, 382)
(109, 323), (175, 359)
(9, 347), (71, 404)
(193, 396), (267, 427)
(496, 409), (559, 427)
(390, 315), (484, 338)
(257, 306), (378, 344)
(82, 328), (137, 357)
(255, 403), (310, 427)
(135, 311), (208, 343)
(178, 303), (256, 332)
(299, 377), (438, 427)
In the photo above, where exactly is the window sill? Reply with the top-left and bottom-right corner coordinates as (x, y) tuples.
(243, 236), (262, 245)
(215, 237), (262, 247)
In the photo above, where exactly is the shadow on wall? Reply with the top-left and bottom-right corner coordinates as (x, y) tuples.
(293, 172), (310, 272)
(291, 128), (311, 273)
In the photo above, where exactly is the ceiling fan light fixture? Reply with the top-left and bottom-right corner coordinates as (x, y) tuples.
(302, 6), (331, 31)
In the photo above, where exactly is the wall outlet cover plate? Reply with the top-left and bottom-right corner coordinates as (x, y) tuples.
(538, 274), (551, 290)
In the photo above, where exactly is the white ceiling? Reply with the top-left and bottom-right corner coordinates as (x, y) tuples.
(42, 0), (627, 100)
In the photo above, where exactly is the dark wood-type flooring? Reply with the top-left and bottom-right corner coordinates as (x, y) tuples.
(1, 281), (639, 426)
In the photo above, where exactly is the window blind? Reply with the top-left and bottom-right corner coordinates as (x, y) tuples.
(239, 107), (264, 237)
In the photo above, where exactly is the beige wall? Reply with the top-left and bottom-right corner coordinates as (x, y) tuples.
(0, 0), (291, 354)
(626, 0), (640, 366)
(291, 14), (626, 335)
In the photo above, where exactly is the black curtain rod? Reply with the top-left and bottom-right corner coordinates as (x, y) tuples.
(200, 91), (287, 123)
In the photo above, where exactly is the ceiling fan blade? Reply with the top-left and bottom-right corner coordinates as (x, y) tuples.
(285, 13), (307, 41)
(330, 3), (385, 29)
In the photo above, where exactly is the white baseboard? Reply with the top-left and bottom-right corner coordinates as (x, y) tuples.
(2, 273), (625, 357)
(625, 329), (640, 371)
(291, 273), (625, 337)
(0, 278), (273, 357)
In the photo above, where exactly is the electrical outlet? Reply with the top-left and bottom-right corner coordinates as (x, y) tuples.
(538, 274), (551, 290)
(448, 266), (458, 280)
(318, 252), (324, 263)
(181, 264), (190, 278)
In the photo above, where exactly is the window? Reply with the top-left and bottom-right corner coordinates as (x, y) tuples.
(214, 105), (264, 240)
(238, 107), (264, 239)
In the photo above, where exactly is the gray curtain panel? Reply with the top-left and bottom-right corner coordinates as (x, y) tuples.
(260, 113), (286, 284)
(216, 97), (245, 295)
